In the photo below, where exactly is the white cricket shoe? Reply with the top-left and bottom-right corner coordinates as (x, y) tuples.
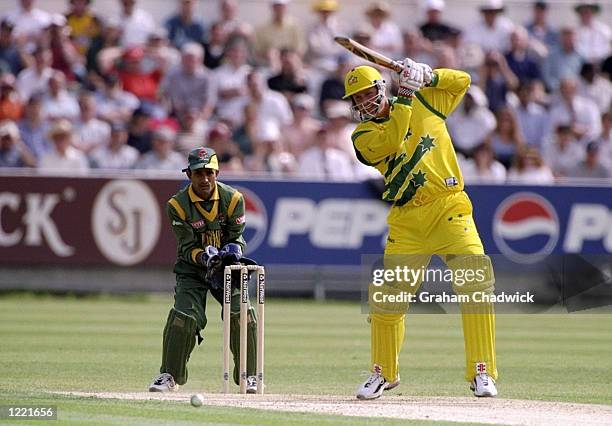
(356, 365), (388, 400)
(148, 373), (179, 392)
(246, 376), (258, 394)
(470, 373), (497, 397)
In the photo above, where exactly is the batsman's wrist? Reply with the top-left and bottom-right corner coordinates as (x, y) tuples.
(397, 87), (414, 104)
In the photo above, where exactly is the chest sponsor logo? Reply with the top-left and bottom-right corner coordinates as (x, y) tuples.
(191, 219), (205, 229)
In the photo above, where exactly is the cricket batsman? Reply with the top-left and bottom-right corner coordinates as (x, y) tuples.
(346, 61), (498, 399)
(148, 147), (260, 393)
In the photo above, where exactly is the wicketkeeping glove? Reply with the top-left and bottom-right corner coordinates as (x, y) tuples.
(199, 245), (221, 270)
(398, 58), (424, 99)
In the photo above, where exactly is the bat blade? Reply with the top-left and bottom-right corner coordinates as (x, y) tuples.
(334, 36), (403, 73)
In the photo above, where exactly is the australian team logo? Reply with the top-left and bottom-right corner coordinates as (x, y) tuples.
(234, 186), (267, 254)
(493, 192), (560, 264)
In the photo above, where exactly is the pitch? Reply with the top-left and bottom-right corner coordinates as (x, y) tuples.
(1, 294), (610, 425)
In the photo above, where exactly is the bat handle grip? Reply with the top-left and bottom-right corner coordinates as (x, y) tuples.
(391, 60), (404, 73)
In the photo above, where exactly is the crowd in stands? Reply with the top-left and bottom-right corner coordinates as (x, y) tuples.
(0, 0), (611, 183)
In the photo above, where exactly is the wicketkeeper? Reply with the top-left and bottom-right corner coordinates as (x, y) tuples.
(345, 61), (498, 399)
(149, 147), (260, 393)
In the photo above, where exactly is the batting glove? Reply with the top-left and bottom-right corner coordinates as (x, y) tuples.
(418, 63), (434, 85)
(398, 58), (424, 100)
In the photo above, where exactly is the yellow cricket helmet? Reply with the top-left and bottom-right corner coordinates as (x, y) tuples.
(343, 66), (384, 99)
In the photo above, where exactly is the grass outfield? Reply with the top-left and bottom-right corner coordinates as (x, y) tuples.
(0, 294), (610, 425)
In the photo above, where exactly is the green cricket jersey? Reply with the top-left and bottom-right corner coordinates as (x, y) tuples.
(167, 181), (246, 276)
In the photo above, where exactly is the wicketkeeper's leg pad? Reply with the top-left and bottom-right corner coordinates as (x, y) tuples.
(230, 306), (258, 385)
(160, 308), (197, 385)
(370, 313), (405, 383)
(445, 254), (498, 382)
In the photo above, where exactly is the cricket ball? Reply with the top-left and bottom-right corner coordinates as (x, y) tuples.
(190, 393), (204, 407)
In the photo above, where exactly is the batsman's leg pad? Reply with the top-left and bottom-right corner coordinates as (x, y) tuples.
(160, 308), (197, 386)
(446, 254), (497, 382)
(230, 306), (258, 385)
(370, 313), (405, 383)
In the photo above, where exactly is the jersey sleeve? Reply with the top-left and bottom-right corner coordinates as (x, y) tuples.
(416, 68), (471, 119)
(352, 102), (413, 165)
(166, 199), (203, 266)
(225, 190), (247, 251)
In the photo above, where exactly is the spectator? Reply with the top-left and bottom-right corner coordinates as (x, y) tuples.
(254, 0), (305, 67)
(305, 0), (343, 73)
(298, 125), (354, 180)
(486, 106), (525, 168)
(16, 45), (53, 101)
(85, 17), (121, 79)
(525, 1), (558, 52)
(203, 22), (228, 70)
(542, 27), (584, 91)
(324, 100), (353, 156)
(213, 38), (251, 127)
(127, 104), (153, 153)
(447, 85), (497, 157)
(65, 0), (102, 56)
(364, 1), (402, 60)
(566, 141), (611, 179)
(4, 0), (51, 46)
(165, 0), (205, 48)
(507, 146), (554, 184)
(446, 28), (484, 78)
(18, 95), (50, 161)
(573, 1), (611, 64)
(419, 0), (457, 43)
(0, 19), (24, 75)
(402, 29), (435, 67)
(504, 26), (542, 83)
(578, 62), (612, 114)
(282, 93), (321, 156)
(267, 48), (308, 96)
(480, 50), (518, 112)
(38, 118), (89, 173)
(461, 142), (507, 184)
(134, 126), (183, 170)
(46, 14), (83, 81)
(542, 124), (585, 177)
(244, 120), (297, 175)
(89, 122), (139, 169)
(512, 81), (549, 149)
(233, 101), (258, 155)
(73, 91), (111, 154)
(95, 74), (140, 123)
(206, 122), (244, 172)
(101, 46), (163, 103)
(159, 42), (216, 119)
(597, 111), (612, 169)
(145, 28), (181, 70)
(464, 0), (515, 53)
(0, 119), (36, 167)
(244, 69), (293, 149)
(548, 77), (602, 144)
(116, 0), (155, 47)
(41, 70), (80, 121)
(0, 74), (23, 121)
(217, 0), (253, 41)
(175, 108), (208, 155)
(319, 54), (353, 114)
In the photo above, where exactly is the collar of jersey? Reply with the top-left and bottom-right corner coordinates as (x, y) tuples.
(188, 184), (219, 222)
(188, 184), (220, 202)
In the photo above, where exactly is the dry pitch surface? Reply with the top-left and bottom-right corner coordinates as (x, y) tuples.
(59, 392), (612, 425)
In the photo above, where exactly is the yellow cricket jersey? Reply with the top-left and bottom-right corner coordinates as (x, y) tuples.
(352, 68), (470, 207)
